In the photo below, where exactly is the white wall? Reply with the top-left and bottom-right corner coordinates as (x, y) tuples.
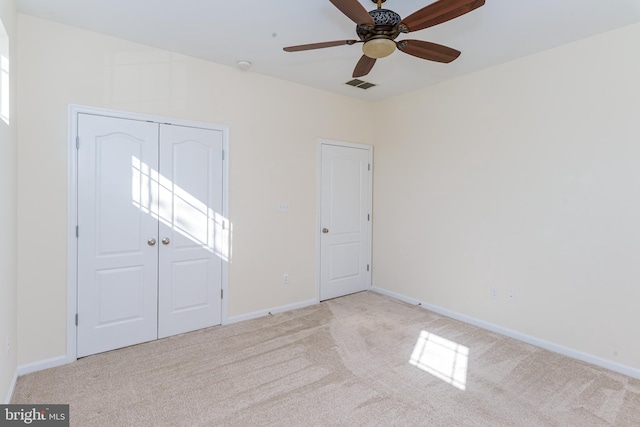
(16, 15), (373, 366)
(0, 0), (17, 403)
(372, 23), (640, 371)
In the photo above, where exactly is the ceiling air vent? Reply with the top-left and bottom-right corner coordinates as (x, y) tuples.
(345, 79), (377, 90)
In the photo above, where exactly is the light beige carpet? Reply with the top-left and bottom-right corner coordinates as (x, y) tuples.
(12, 291), (640, 426)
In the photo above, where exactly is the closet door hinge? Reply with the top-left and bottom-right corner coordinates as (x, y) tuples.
(221, 289), (224, 299)
(367, 264), (370, 272)
(368, 163), (371, 171)
(75, 313), (78, 326)
(222, 150), (225, 161)
(76, 226), (79, 238)
(76, 136), (80, 149)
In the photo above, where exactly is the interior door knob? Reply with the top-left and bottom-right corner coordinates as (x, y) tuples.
(322, 228), (329, 233)
(147, 238), (156, 246)
(162, 237), (170, 245)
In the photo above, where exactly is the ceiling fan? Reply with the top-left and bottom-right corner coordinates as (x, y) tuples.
(283, 0), (485, 78)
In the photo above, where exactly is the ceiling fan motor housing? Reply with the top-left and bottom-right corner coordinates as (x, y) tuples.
(356, 9), (402, 41)
(370, 9), (401, 26)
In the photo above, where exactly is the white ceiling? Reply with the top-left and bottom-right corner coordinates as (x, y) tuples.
(14, 0), (640, 102)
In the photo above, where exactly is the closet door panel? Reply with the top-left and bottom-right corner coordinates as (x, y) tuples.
(77, 114), (159, 357)
(157, 124), (223, 338)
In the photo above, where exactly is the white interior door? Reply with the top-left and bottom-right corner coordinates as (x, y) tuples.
(320, 143), (371, 301)
(77, 114), (159, 357)
(157, 124), (223, 338)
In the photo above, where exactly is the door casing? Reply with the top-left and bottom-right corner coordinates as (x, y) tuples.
(316, 139), (373, 302)
(67, 105), (229, 363)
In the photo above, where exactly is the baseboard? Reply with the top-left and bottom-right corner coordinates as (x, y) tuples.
(371, 286), (640, 380)
(17, 355), (67, 377)
(226, 298), (318, 325)
(4, 355), (63, 403)
(4, 369), (18, 404)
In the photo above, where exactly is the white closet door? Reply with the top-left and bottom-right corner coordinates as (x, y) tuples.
(157, 124), (223, 338)
(77, 114), (159, 357)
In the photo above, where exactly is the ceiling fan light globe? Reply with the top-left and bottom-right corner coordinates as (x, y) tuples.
(362, 38), (396, 59)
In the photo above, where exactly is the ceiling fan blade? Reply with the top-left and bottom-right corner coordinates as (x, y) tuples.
(401, 0), (485, 33)
(353, 55), (376, 78)
(283, 40), (358, 52)
(329, 0), (375, 25)
(397, 40), (461, 63)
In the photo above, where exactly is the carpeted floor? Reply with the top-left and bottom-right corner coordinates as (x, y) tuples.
(12, 291), (640, 426)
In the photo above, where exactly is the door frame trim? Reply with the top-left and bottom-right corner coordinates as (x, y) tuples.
(316, 139), (373, 302)
(67, 104), (230, 362)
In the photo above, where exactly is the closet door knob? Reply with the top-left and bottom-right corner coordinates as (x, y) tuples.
(162, 238), (170, 245)
(147, 239), (156, 246)
(322, 228), (329, 233)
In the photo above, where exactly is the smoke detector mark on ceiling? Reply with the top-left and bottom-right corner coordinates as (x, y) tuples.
(345, 79), (377, 90)
(236, 60), (251, 70)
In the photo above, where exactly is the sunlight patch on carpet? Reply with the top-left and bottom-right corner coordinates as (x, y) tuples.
(410, 330), (469, 390)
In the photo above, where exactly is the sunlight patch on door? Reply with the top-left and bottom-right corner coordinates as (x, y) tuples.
(409, 330), (469, 390)
(131, 156), (230, 262)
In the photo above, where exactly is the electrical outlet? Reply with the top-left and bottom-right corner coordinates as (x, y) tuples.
(489, 287), (499, 300)
(507, 290), (516, 302)
(283, 273), (289, 284)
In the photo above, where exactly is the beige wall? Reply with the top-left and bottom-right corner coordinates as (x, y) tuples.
(16, 15), (373, 365)
(372, 23), (640, 370)
(0, 0), (17, 403)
